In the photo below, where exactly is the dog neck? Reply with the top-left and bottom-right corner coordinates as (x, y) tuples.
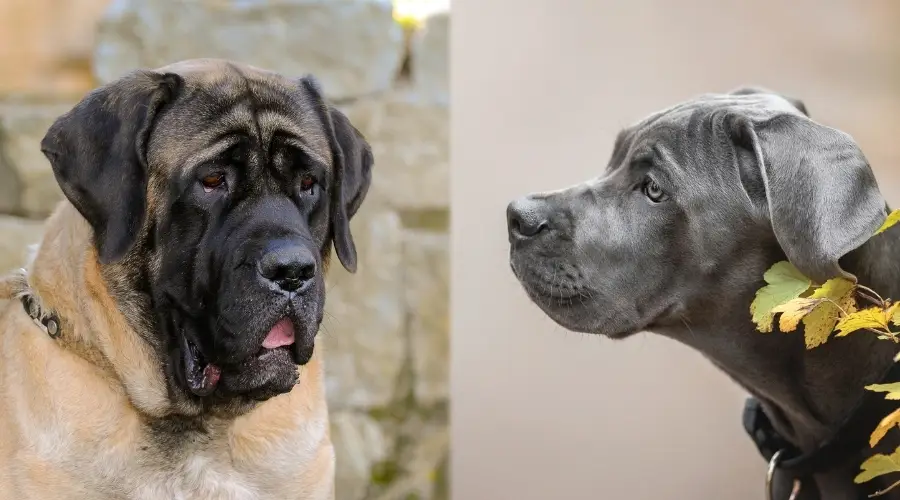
(787, 225), (900, 450)
(667, 225), (900, 495)
(25, 203), (174, 418)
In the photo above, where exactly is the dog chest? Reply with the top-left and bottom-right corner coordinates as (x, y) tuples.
(6, 409), (332, 500)
(130, 417), (333, 500)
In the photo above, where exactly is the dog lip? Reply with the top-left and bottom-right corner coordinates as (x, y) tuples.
(178, 332), (220, 397)
(520, 279), (582, 301)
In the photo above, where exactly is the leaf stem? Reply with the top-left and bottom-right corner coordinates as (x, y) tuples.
(858, 284), (887, 307)
(869, 477), (900, 497)
(859, 291), (885, 307)
(873, 328), (900, 342)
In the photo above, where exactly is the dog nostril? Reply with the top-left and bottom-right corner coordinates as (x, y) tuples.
(258, 243), (317, 292)
(507, 199), (550, 239)
(512, 216), (548, 238)
(510, 217), (522, 235)
(274, 261), (316, 292)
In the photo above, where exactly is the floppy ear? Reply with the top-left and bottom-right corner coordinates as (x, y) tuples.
(40, 70), (181, 264)
(299, 76), (373, 273)
(730, 112), (887, 284)
(729, 85), (810, 117)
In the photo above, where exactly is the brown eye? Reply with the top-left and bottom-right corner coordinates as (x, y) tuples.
(299, 174), (317, 192)
(201, 173), (226, 192)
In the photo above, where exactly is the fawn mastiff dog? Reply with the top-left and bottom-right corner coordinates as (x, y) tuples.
(507, 88), (900, 499)
(0, 58), (373, 499)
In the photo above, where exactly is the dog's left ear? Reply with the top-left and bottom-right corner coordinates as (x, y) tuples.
(729, 85), (810, 117)
(300, 76), (373, 273)
(730, 112), (888, 284)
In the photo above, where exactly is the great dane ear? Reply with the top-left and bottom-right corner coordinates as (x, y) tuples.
(40, 70), (181, 264)
(730, 113), (887, 284)
(729, 85), (810, 117)
(299, 75), (373, 274)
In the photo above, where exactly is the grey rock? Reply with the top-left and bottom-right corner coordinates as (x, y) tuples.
(403, 230), (449, 404)
(0, 215), (44, 273)
(330, 411), (389, 500)
(0, 102), (68, 217)
(321, 208), (407, 410)
(339, 92), (449, 211)
(410, 12), (449, 105)
(93, 0), (406, 100)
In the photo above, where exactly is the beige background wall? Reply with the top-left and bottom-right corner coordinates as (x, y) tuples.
(452, 1), (900, 499)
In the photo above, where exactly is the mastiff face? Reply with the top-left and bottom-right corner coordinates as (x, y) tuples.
(40, 59), (372, 413)
(506, 87), (885, 341)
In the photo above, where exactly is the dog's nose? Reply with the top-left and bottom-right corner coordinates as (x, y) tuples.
(507, 197), (549, 239)
(258, 241), (317, 293)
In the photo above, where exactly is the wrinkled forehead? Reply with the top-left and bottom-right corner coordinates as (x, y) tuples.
(629, 92), (802, 139)
(638, 92), (801, 130)
(147, 59), (331, 170)
(610, 92), (802, 165)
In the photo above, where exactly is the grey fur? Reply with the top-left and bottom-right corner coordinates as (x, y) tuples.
(507, 87), (899, 499)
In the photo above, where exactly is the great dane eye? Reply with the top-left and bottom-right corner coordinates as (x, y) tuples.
(642, 178), (667, 202)
(299, 174), (317, 193)
(201, 173), (226, 193)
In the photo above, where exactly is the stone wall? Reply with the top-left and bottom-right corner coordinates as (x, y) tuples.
(0, 2), (449, 499)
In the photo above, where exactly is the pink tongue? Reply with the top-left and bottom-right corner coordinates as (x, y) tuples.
(262, 318), (296, 349)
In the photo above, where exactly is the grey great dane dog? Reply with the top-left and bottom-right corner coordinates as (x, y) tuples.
(506, 87), (900, 500)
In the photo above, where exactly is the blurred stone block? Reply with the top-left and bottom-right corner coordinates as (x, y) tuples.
(0, 215), (44, 273)
(321, 209), (407, 410)
(340, 92), (448, 211)
(403, 230), (449, 404)
(370, 425), (449, 500)
(0, 102), (69, 217)
(93, 0), (406, 100)
(0, 0), (107, 96)
(410, 12), (449, 105)
(330, 411), (389, 500)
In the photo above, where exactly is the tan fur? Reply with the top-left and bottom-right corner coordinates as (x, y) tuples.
(0, 60), (340, 500)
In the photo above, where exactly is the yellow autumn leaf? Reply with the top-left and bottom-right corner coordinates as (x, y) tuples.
(750, 262), (813, 333)
(867, 383), (900, 401)
(802, 277), (857, 349)
(871, 409), (900, 448)
(835, 307), (890, 337)
(771, 297), (824, 332)
(856, 446), (900, 484)
(875, 209), (900, 236)
(890, 302), (900, 328)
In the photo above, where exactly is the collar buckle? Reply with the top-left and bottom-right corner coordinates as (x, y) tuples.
(767, 449), (803, 500)
(20, 294), (61, 339)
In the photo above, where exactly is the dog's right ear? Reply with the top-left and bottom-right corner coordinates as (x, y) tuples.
(41, 70), (182, 264)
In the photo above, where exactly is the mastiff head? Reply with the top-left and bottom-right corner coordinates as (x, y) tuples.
(506, 87), (887, 341)
(40, 59), (372, 413)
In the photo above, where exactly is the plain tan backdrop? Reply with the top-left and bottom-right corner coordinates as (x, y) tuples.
(451, 1), (900, 499)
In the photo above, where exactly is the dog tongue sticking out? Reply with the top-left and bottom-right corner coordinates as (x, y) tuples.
(263, 318), (296, 349)
(180, 319), (295, 397)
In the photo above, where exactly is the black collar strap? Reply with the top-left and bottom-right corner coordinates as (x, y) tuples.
(20, 293), (61, 339)
(744, 360), (900, 496)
